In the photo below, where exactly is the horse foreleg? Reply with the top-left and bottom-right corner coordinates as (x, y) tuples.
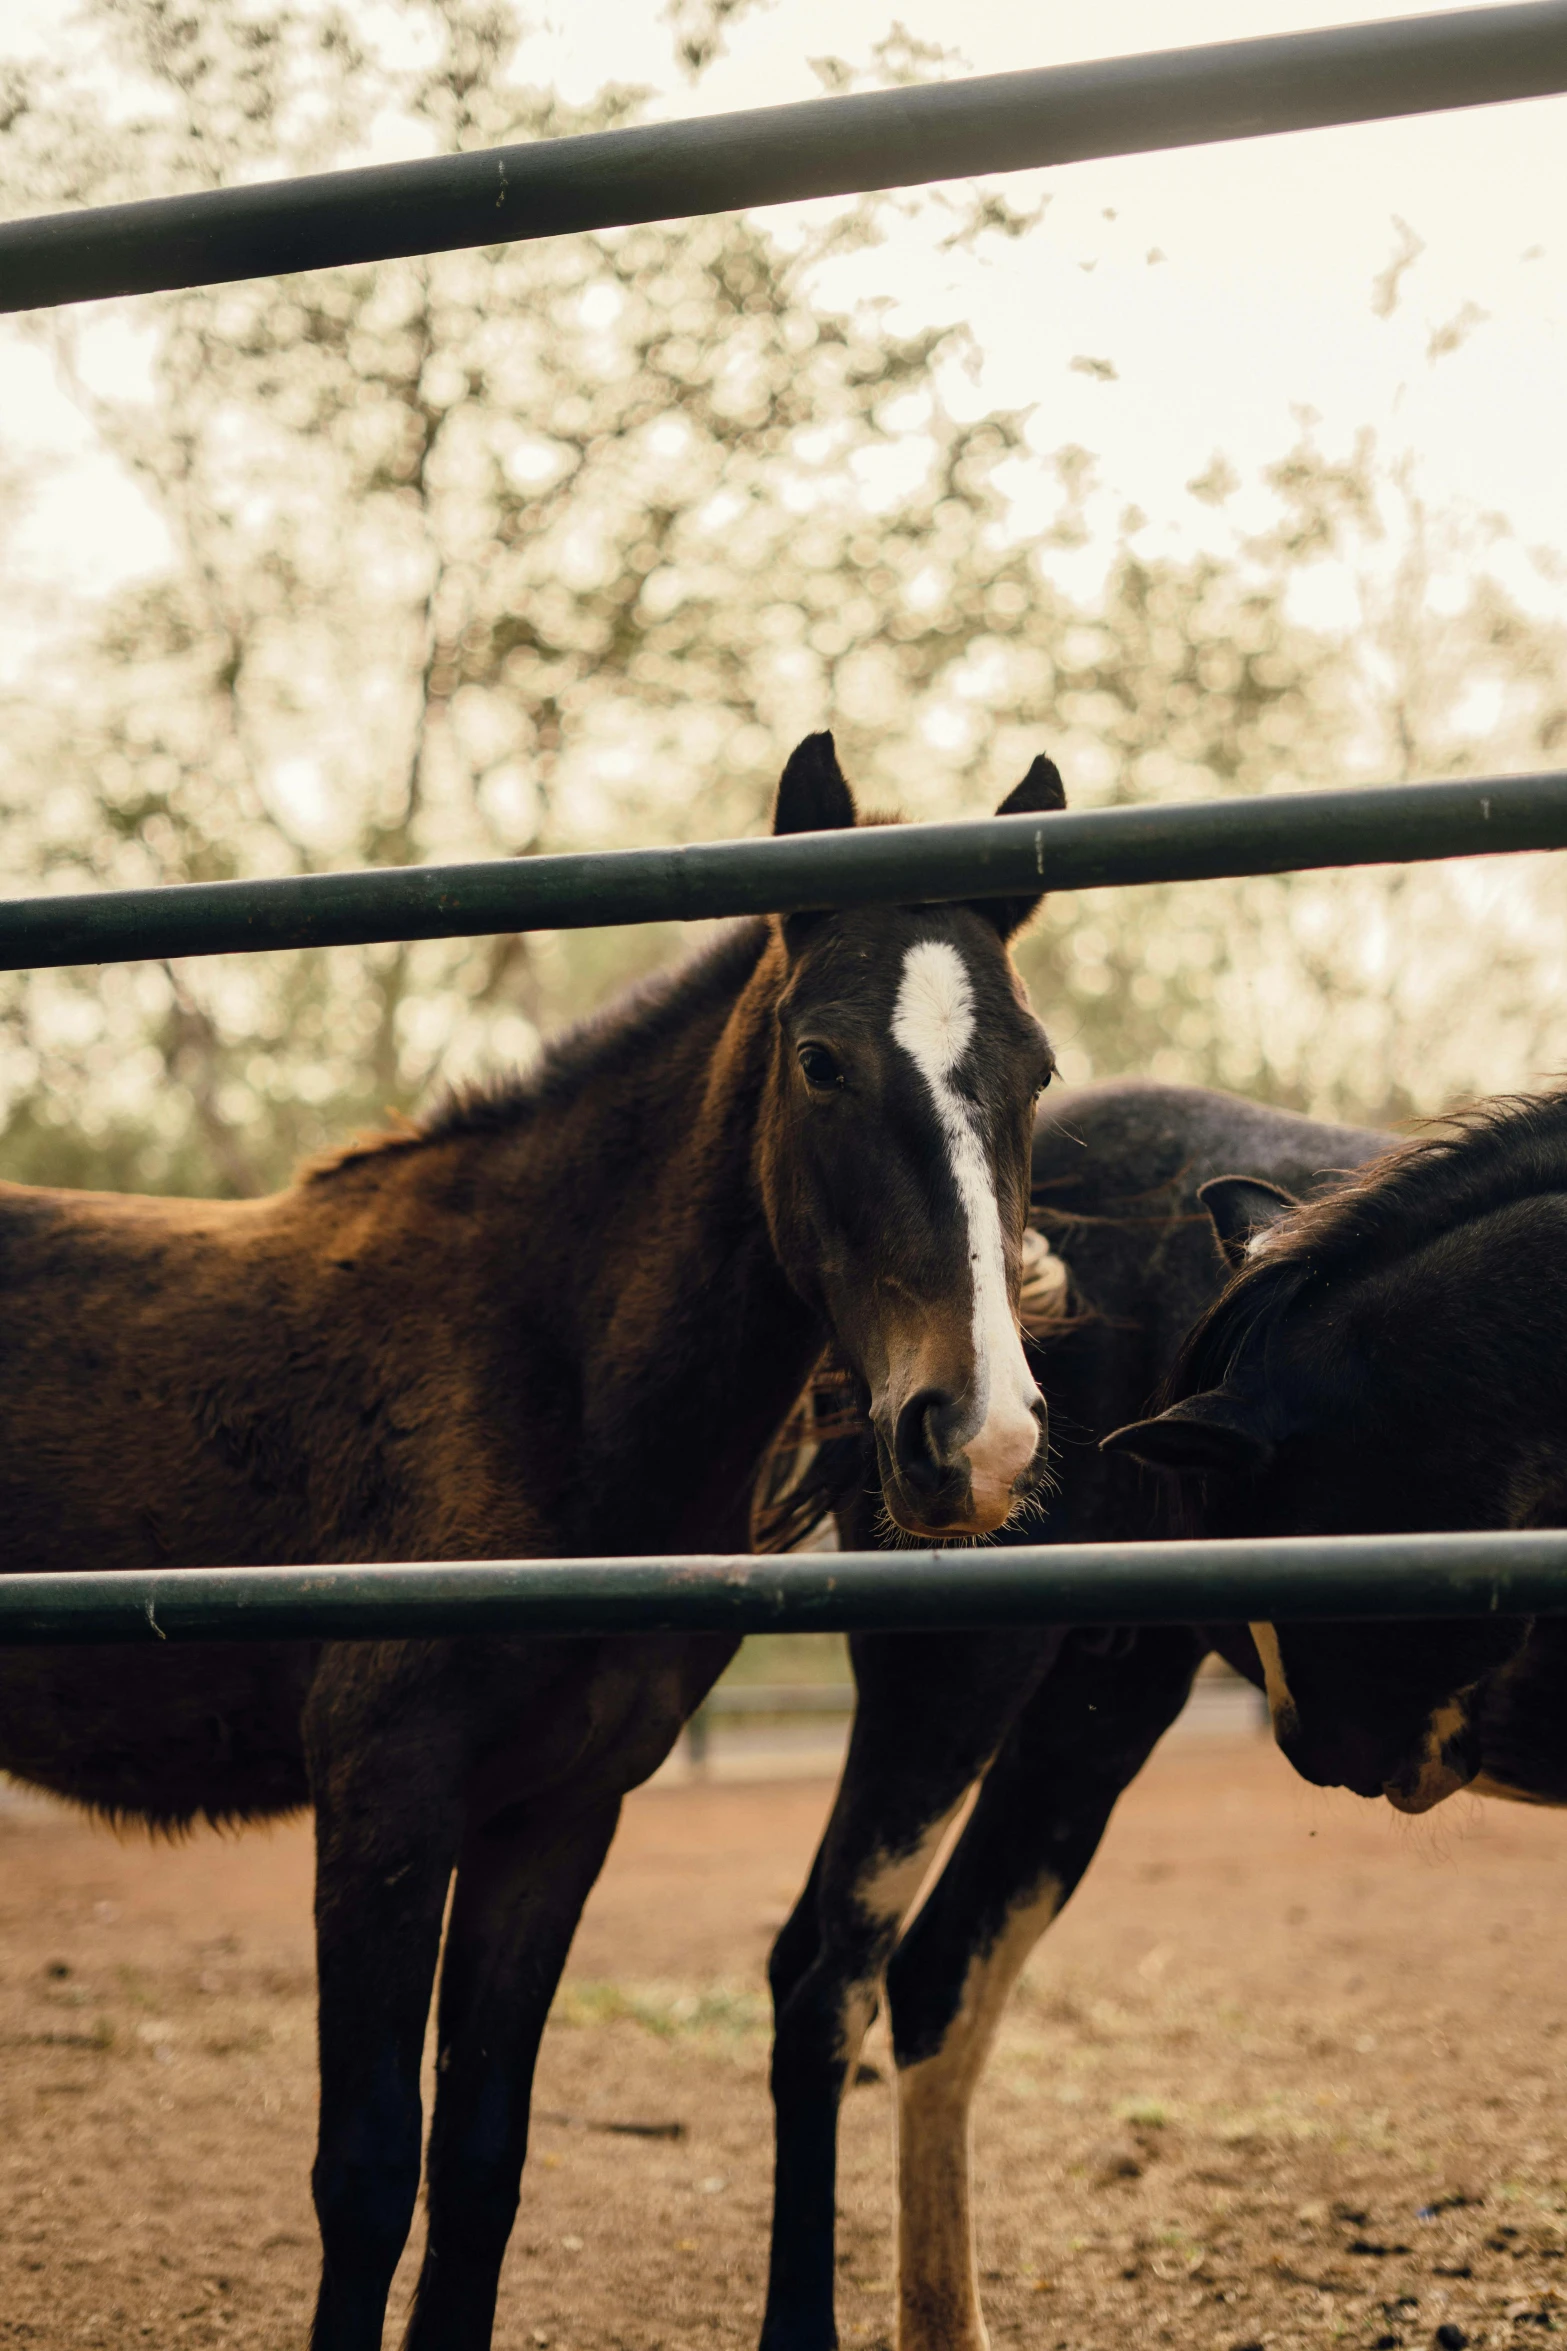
(400, 1633), (730, 2347)
(307, 1667), (469, 2351)
(400, 1792), (621, 2351)
(886, 1627), (1204, 2351)
(760, 1630), (1057, 2351)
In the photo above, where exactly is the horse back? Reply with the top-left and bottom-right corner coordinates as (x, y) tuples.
(0, 1148), (548, 1577)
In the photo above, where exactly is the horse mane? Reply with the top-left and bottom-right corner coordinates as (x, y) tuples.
(308, 919), (772, 1179)
(1163, 1087), (1567, 1399)
(306, 799), (982, 1181)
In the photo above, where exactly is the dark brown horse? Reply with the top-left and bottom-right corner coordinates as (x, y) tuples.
(1106, 1090), (1567, 1815)
(0, 733), (1061, 2351)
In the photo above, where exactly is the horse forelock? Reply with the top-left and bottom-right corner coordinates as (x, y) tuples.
(1161, 1087), (1567, 1409)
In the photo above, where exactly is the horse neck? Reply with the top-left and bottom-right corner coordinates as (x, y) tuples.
(1359, 1197), (1567, 1510)
(496, 926), (823, 1551)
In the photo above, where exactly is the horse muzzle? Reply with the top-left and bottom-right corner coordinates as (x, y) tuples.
(874, 1385), (1047, 1538)
(1380, 1702), (1482, 1815)
(1275, 1704), (1480, 1813)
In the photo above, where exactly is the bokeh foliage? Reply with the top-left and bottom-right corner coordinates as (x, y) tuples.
(1, 0), (1565, 1195)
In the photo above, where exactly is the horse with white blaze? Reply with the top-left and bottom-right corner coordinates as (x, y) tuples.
(0, 730), (1062, 2351)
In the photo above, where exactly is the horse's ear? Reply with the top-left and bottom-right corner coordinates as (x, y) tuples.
(1000, 754), (1067, 819)
(774, 733), (857, 836)
(977, 753), (1067, 940)
(1101, 1388), (1274, 1476)
(1197, 1174), (1299, 1272)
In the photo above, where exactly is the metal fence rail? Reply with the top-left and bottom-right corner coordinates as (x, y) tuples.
(3, 3), (1565, 313)
(5, 1533), (1567, 1645)
(5, 771), (1566, 971)
(3, 12), (1566, 1637)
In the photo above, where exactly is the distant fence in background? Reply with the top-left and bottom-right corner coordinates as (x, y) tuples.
(683, 1684), (854, 1777)
(678, 1662), (1267, 1777)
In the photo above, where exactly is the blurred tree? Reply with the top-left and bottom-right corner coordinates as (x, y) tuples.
(0, 0), (1564, 1194)
(1013, 438), (1567, 1123)
(0, 0), (1046, 1187)
(664, 0), (778, 81)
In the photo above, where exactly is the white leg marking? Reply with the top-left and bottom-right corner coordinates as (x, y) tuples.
(891, 940), (1041, 1520)
(835, 1814), (962, 2069)
(896, 1877), (1063, 2351)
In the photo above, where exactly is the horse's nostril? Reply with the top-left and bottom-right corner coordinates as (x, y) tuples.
(893, 1388), (961, 1495)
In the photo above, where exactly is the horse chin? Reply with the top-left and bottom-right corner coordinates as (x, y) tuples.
(1382, 1703), (1480, 1815)
(962, 1472), (1028, 1534)
(877, 1455), (1038, 1541)
(876, 1478), (1004, 1544)
(881, 1502), (991, 1544)
(1382, 1765), (1470, 1815)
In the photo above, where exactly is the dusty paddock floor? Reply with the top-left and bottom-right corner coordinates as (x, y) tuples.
(3, 1736), (1566, 2351)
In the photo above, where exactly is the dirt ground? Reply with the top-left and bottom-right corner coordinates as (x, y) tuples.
(3, 1731), (1566, 2351)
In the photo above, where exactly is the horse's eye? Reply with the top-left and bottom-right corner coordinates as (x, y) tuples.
(798, 1043), (844, 1091)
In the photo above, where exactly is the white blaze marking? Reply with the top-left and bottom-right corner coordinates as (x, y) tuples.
(891, 939), (1041, 1518)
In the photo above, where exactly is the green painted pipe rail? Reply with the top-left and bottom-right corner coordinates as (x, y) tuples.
(4, 772), (1565, 971)
(3, 1532), (1566, 1645)
(3, 4), (1566, 313)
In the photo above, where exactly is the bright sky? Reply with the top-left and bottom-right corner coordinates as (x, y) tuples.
(3, 0), (1565, 639)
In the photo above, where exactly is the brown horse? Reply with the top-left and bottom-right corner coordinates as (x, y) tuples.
(0, 732), (1061, 2351)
